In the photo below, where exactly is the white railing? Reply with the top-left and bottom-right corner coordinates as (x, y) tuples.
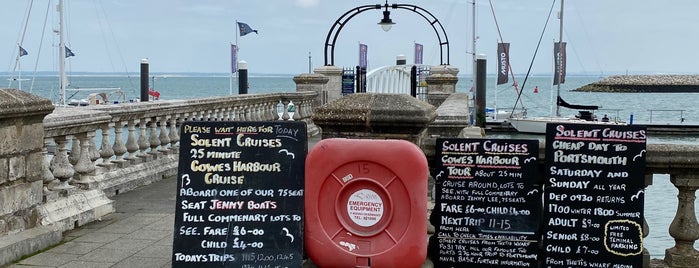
(366, 64), (429, 94)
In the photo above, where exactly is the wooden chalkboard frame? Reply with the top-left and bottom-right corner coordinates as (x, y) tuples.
(542, 123), (646, 267)
(172, 121), (307, 268)
(431, 138), (541, 267)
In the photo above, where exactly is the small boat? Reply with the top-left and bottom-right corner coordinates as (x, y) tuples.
(506, 0), (624, 134)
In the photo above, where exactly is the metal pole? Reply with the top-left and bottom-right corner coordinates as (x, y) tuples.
(556, 0), (564, 116)
(58, 0), (66, 105)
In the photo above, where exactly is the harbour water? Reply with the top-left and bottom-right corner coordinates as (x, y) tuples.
(4, 73), (697, 258)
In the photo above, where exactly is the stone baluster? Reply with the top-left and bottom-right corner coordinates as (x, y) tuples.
(88, 130), (100, 163)
(169, 115), (180, 151)
(294, 99), (305, 121)
(42, 139), (57, 195)
(242, 103), (252, 121)
(228, 107), (236, 121)
(665, 174), (699, 267)
(267, 101), (276, 121)
(282, 101), (290, 121)
(246, 104), (254, 121)
(112, 120), (127, 163)
(69, 136), (80, 165)
(255, 102), (264, 121)
(72, 132), (96, 184)
(49, 135), (74, 190)
(250, 103), (260, 121)
(241, 105), (249, 121)
(210, 108), (218, 121)
(98, 122), (114, 169)
(149, 117), (162, 156)
(224, 107), (233, 121)
(158, 116), (171, 153)
(125, 119), (139, 162)
(138, 118), (150, 158)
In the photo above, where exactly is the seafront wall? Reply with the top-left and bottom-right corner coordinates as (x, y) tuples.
(576, 75), (699, 92)
(0, 85), (698, 267)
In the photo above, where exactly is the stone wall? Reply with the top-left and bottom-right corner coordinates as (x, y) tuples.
(0, 89), (54, 236)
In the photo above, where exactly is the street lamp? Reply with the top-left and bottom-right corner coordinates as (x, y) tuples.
(378, 1), (395, 32)
(324, 2), (450, 66)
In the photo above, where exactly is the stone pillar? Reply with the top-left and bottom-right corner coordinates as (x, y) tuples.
(312, 93), (436, 145)
(665, 173), (699, 267)
(294, 73), (329, 107)
(313, 65), (343, 104)
(0, 89), (54, 235)
(425, 65), (459, 107)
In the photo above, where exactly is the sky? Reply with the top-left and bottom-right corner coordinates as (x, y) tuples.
(2, 0), (699, 76)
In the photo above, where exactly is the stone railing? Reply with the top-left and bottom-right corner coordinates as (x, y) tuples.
(40, 91), (318, 227)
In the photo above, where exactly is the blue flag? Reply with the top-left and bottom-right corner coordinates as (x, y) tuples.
(237, 22), (258, 36)
(19, 45), (28, 57)
(65, 46), (75, 58)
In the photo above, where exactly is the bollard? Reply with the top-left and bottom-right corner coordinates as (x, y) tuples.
(140, 58), (149, 102)
(238, 60), (248, 94)
(396, 54), (406, 65)
(475, 54), (487, 127)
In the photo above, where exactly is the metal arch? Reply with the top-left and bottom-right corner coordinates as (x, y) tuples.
(394, 4), (450, 65)
(324, 3), (450, 66)
(324, 5), (381, 66)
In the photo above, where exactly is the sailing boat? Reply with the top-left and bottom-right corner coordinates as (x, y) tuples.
(506, 0), (623, 134)
(10, 0), (130, 106)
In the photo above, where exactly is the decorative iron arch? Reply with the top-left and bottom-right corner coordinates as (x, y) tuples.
(323, 3), (450, 66)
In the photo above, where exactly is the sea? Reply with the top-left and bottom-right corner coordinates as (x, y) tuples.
(4, 73), (698, 258)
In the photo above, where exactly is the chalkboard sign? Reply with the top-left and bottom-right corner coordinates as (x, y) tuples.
(172, 121), (307, 268)
(543, 123), (646, 267)
(432, 138), (541, 267)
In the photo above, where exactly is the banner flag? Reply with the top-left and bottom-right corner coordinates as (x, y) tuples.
(237, 22), (258, 36)
(414, 43), (423, 64)
(231, 44), (238, 73)
(359, 43), (368, 68)
(65, 47), (75, 58)
(19, 45), (28, 57)
(497, 43), (510, 85)
(553, 42), (567, 85)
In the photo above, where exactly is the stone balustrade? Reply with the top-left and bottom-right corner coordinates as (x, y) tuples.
(42, 92), (318, 198)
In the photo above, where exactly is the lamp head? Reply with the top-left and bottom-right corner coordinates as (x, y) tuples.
(378, 3), (395, 32)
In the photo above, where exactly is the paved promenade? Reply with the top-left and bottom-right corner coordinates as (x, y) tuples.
(8, 175), (177, 268)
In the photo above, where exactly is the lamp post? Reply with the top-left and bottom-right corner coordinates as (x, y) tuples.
(324, 1), (450, 66)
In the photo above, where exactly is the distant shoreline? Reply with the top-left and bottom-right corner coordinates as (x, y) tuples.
(575, 75), (699, 93)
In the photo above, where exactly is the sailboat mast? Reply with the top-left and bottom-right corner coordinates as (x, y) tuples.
(556, 0), (564, 116)
(471, 0), (477, 85)
(58, 0), (67, 106)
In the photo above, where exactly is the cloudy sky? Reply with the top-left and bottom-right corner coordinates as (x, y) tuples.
(2, 0), (698, 76)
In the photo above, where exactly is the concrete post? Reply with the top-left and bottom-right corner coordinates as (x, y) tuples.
(314, 65), (343, 103)
(425, 65), (459, 107)
(294, 73), (329, 107)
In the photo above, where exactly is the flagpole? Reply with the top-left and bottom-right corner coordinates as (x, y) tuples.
(234, 20), (239, 95)
(229, 43), (233, 95)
